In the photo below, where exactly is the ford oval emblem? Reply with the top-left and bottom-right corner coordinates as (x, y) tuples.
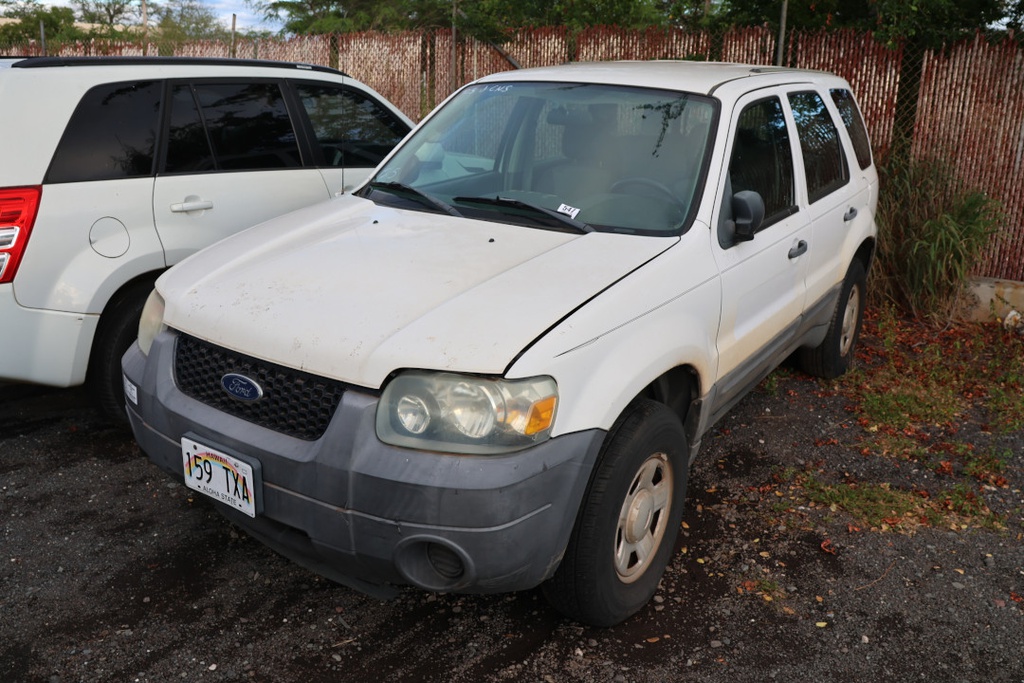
(221, 373), (264, 402)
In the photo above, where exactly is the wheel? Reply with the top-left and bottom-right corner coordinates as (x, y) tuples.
(543, 399), (688, 627)
(609, 177), (684, 210)
(86, 280), (154, 425)
(799, 259), (867, 379)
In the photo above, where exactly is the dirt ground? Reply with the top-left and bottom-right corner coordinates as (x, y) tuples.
(2, 321), (1023, 683)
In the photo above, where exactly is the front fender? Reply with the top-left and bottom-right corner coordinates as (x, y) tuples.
(509, 229), (721, 438)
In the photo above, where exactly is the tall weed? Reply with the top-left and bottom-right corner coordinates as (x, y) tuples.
(874, 153), (1002, 319)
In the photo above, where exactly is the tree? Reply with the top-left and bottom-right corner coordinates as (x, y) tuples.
(73, 0), (138, 27)
(870, 0), (1006, 47)
(466, 0), (664, 33)
(714, 0), (865, 30)
(246, 0), (668, 37)
(155, 0), (228, 42)
(246, 0), (411, 34)
(1009, 0), (1024, 30)
(710, 0), (1007, 47)
(0, 0), (84, 45)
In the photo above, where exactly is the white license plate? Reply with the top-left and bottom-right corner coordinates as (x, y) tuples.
(181, 437), (259, 518)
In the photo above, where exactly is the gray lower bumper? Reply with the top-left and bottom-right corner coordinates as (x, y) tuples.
(122, 334), (605, 596)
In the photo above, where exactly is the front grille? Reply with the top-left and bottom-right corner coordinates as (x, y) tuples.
(174, 333), (346, 440)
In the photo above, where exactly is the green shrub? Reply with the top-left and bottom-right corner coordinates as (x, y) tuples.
(874, 153), (1003, 319)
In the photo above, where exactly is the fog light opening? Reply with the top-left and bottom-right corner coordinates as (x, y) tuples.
(426, 542), (465, 580)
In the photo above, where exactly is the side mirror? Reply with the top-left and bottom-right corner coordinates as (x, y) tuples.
(730, 190), (765, 243)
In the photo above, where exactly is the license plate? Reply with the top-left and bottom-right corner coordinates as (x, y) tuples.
(181, 437), (260, 518)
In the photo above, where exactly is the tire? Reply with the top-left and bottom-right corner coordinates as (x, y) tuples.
(543, 399), (688, 627)
(86, 280), (154, 425)
(799, 259), (867, 380)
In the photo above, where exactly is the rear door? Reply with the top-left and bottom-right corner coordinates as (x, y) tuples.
(153, 79), (329, 265)
(787, 87), (862, 309)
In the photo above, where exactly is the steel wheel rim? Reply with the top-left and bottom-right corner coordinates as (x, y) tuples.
(614, 452), (673, 583)
(839, 283), (861, 357)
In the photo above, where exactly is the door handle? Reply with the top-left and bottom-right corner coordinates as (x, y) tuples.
(844, 206), (858, 222)
(788, 240), (808, 259)
(170, 199), (214, 213)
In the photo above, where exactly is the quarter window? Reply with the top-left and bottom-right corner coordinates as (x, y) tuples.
(788, 91), (849, 203)
(295, 83), (409, 168)
(46, 81), (161, 184)
(729, 97), (796, 226)
(830, 88), (872, 170)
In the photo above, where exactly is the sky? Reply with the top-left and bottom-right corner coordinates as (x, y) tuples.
(204, 0), (282, 33)
(45, 0), (283, 34)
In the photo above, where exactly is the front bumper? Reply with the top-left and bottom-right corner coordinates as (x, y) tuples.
(123, 332), (605, 597)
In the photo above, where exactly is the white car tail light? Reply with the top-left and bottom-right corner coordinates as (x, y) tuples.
(0, 186), (42, 284)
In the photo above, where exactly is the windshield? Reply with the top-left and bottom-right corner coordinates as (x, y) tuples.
(365, 81), (717, 235)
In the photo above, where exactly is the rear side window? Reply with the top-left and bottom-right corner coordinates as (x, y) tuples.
(165, 81), (301, 173)
(46, 81), (161, 184)
(164, 84), (215, 173)
(295, 83), (409, 168)
(830, 88), (873, 170)
(788, 91), (849, 203)
(729, 97), (796, 226)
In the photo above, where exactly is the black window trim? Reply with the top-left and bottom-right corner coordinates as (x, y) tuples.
(41, 71), (409, 185)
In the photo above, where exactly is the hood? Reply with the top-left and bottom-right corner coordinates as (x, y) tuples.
(159, 196), (675, 388)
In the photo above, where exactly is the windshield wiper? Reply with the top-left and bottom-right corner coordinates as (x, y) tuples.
(453, 195), (594, 234)
(368, 181), (463, 217)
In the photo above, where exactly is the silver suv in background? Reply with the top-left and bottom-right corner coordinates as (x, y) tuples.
(0, 56), (411, 419)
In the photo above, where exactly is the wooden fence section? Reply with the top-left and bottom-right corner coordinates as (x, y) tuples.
(719, 25), (777, 63)
(575, 26), (712, 61)
(914, 38), (1024, 280)
(336, 32), (423, 119)
(2, 28), (1022, 282)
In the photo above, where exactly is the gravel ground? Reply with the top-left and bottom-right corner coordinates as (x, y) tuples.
(1, 322), (1022, 683)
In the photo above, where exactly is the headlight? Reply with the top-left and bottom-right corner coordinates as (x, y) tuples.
(137, 289), (166, 356)
(376, 371), (558, 455)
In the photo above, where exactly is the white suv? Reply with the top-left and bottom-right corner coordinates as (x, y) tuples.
(124, 62), (877, 626)
(0, 56), (411, 419)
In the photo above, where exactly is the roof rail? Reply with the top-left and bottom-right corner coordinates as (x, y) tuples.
(10, 55), (347, 77)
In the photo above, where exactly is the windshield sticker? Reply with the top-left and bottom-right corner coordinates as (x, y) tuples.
(463, 84), (515, 95)
(557, 203), (581, 220)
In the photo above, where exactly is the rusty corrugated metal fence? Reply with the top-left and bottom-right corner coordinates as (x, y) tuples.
(3, 27), (1022, 283)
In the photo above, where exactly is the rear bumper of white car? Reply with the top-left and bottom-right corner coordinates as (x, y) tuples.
(123, 331), (605, 597)
(0, 285), (97, 386)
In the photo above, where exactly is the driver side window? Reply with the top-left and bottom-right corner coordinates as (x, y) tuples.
(728, 97), (797, 229)
(295, 83), (409, 168)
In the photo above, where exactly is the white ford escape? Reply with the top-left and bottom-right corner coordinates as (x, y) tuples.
(124, 61), (878, 626)
(0, 56), (411, 419)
